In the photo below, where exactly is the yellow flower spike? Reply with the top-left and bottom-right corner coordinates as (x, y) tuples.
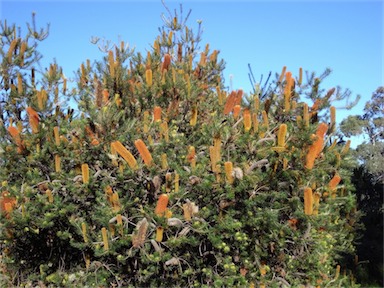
(111, 192), (121, 212)
(329, 139), (338, 151)
(53, 126), (60, 146)
(272, 124), (288, 153)
(81, 222), (88, 243)
(283, 158), (288, 170)
(101, 227), (109, 251)
(17, 73), (23, 94)
(116, 214), (123, 235)
(46, 189), (53, 203)
(252, 113), (259, 133)
(155, 226), (164, 242)
(110, 143), (118, 167)
(303, 103), (309, 128)
(153, 106), (162, 123)
(190, 106), (198, 126)
(81, 164), (90, 184)
(296, 115), (302, 126)
(216, 86), (223, 105)
(62, 77), (67, 94)
(163, 121), (169, 142)
(304, 187), (313, 215)
(313, 192), (321, 215)
(165, 172), (172, 193)
(146, 51), (152, 68)
(261, 110), (269, 129)
(145, 69), (153, 87)
(134, 139), (153, 167)
(199, 52), (206, 66)
(168, 30), (173, 45)
(209, 146), (218, 172)
(278, 66), (287, 83)
(292, 100), (297, 110)
(335, 265), (341, 280)
(341, 140), (351, 155)
(108, 50), (115, 79)
(224, 161), (234, 184)
(153, 39), (160, 54)
(284, 72), (293, 112)
(243, 109), (252, 132)
(7, 38), (17, 62)
(111, 141), (138, 170)
(254, 94), (260, 112)
(19, 41), (27, 66)
(172, 67), (176, 84)
(213, 136), (221, 163)
(330, 106), (336, 132)
(298, 67), (303, 86)
(55, 155), (61, 172)
(161, 153), (168, 169)
(174, 173), (179, 193)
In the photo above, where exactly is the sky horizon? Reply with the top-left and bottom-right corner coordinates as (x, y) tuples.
(1, 1), (383, 146)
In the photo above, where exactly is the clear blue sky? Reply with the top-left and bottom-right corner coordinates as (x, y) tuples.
(1, 1), (383, 145)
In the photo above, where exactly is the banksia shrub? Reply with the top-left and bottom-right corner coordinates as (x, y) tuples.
(0, 11), (361, 288)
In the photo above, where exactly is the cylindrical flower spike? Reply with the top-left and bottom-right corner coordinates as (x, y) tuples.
(46, 189), (53, 203)
(329, 174), (341, 192)
(330, 106), (336, 132)
(243, 109), (252, 132)
(145, 69), (153, 87)
(272, 124), (288, 153)
(303, 103), (309, 128)
(81, 164), (90, 184)
(155, 226), (164, 242)
(304, 187), (313, 215)
(101, 227), (109, 251)
(313, 192), (321, 215)
(233, 105), (241, 119)
(298, 67), (303, 86)
(209, 146), (218, 172)
(17, 73), (23, 94)
(161, 153), (168, 169)
(153, 106), (162, 122)
(341, 140), (351, 155)
(161, 54), (171, 72)
(55, 155), (61, 172)
(134, 139), (153, 167)
(53, 126), (60, 146)
(7, 39), (17, 62)
(108, 50), (115, 79)
(278, 66), (287, 83)
(82, 222), (88, 243)
(111, 141), (138, 170)
(223, 91), (237, 115)
(174, 173), (179, 193)
(187, 146), (196, 169)
(26, 107), (39, 134)
(190, 106), (198, 126)
(155, 194), (169, 217)
(224, 161), (234, 184)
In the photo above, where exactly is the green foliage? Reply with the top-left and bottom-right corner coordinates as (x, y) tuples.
(0, 9), (362, 288)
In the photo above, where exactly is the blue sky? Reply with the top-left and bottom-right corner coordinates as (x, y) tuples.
(1, 1), (383, 145)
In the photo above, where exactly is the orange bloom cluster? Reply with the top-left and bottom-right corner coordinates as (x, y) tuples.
(26, 107), (39, 134)
(223, 89), (243, 115)
(305, 123), (328, 170)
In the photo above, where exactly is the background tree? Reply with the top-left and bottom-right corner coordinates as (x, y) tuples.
(339, 87), (384, 287)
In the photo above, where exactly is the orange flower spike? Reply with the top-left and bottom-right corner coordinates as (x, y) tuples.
(8, 126), (22, 147)
(102, 89), (109, 105)
(304, 187), (313, 215)
(134, 139), (153, 167)
(234, 89), (243, 106)
(17, 73), (23, 94)
(155, 194), (169, 217)
(111, 141), (138, 170)
(0, 191), (17, 218)
(316, 123), (328, 139)
(243, 109), (252, 132)
(161, 53), (171, 72)
(233, 105), (241, 119)
(26, 107), (39, 134)
(223, 91), (237, 115)
(329, 174), (341, 191)
(153, 106), (162, 122)
(330, 106), (336, 132)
